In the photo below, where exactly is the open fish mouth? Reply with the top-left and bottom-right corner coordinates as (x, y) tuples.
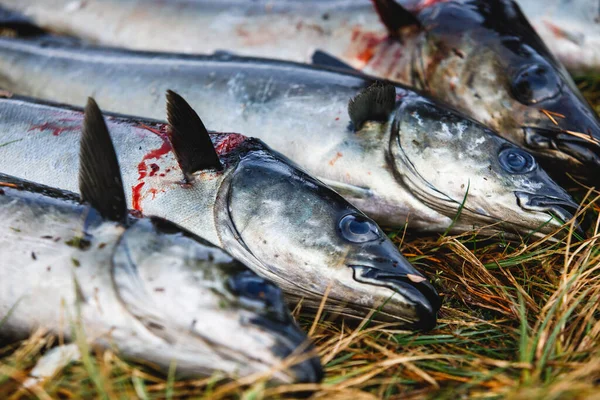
(523, 126), (600, 169)
(515, 191), (581, 233)
(350, 265), (440, 330)
(249, 316), (324, 384)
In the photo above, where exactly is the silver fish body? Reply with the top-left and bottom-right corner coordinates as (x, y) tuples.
(4, 0), (596, 182)
(0, 95), (440, 328)
(0, 174), (322, 382)
(0, 0), (596, 72)
(364, 0), (600, 182)
(0, 38), (579, 238)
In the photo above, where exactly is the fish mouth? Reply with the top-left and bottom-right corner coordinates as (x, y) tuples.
(515, 191), (581, 232)
(230, 271), (323, 383)
(250, 316), (324, 384)
(523, 126), (600, 170)
(350, 265), (440, 331)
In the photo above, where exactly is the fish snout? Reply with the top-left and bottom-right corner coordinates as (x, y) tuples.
(250, 316), (324, 384)
(515, 190), (582, 234)
(349, 241), (440, 330)
(523, 124), (600, 173)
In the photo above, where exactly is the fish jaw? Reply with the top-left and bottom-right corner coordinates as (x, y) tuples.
(213, 141), (440, 328)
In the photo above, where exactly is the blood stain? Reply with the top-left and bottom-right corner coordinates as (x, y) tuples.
(132, 182), (145, 211)
(214, 133), (247, 155)
(28, 122), (79, 137)
(149, 163), (160, 177)
(329, 152), (343, 166)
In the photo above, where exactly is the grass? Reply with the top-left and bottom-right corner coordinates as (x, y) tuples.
(1, 81), (600, 400)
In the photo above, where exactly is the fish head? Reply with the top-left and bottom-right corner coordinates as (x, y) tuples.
(214, 140), (440, 329)
(387, 94), (579, 237)
(112, 216), (322, 383)
(380, 0), (600, 180)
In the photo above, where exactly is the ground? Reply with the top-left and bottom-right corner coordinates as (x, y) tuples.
(1, 78), (599, 400)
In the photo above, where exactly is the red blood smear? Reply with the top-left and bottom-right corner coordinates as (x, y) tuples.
(138, 124), (172, 164)
(148, 188), (163, 199)
(132, 182), (145, 211)
(128, 209), (143, 218)
(214, 133), (247, 155)
(138, 163), (148, 180)
(351, 28), (387, 64)
(414, 0), (449, 12)
(149, 163), (160, 177)
(28, 122), (78, 137)
(135, 123), (173, 182)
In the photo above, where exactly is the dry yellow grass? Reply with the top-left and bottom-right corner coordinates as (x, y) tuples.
(1, 78), (599, 400)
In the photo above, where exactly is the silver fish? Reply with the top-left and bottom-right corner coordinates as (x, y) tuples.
(361, 0), (600, 183)
(0, 38), (579, 238)
(0, 0), (596, 72)
(0, 98), (323, 383)
(3, 0), (596, 182)
(0, 92), (440, 329)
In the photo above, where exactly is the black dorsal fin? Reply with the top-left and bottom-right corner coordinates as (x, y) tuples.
(166, 90), (222, 179)
(79, 98), (127, 223)
(372, 0), (422, 37)
(311, 50), (357, 72)
(348, 81), (396, 130)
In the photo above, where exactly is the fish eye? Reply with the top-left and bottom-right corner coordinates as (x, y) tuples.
(498, 147), (537, 174)
(511, 64), (561, 105)
(338, 214), (380, 243)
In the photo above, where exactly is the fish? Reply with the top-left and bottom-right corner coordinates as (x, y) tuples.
(3, 0), (596, 182)
(514, 0), (600, 75)
(0, 92), (441, 329)
(358, 0), (600, 183)
(0, 97), (323, 383)
(0, 36), (580, 238)
(0, 0), (597, 73)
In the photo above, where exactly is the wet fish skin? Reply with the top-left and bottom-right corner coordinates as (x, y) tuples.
(0, 178), (322, 383)
(0, 37), (579, 238)
(0, 0), (380, 60)
(0, 0), (596, 72)
(367, 0), (600, 182)
(0, 95), (440, 328)
(515, 0), (600, 74)
(5, 0), (596, 181)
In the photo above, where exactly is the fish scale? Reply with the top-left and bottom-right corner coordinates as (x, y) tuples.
(0, 38), (579, 239)
(0, 94), (442, 329)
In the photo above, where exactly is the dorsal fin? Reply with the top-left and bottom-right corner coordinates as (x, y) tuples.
(166, 90), (222, 180)
(371, 0), (422, 37)
(311, 50), (357, 73)
(79, 97), (127, 223)
(348, 81), (396, 130)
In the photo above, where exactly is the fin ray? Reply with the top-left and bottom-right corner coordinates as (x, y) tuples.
(79, 98), (127, 223)
(166, 90), (222, 179)
(311, 50), (357, 72)
(348, 81), (396, 129)
(372, 0), (422, 37)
